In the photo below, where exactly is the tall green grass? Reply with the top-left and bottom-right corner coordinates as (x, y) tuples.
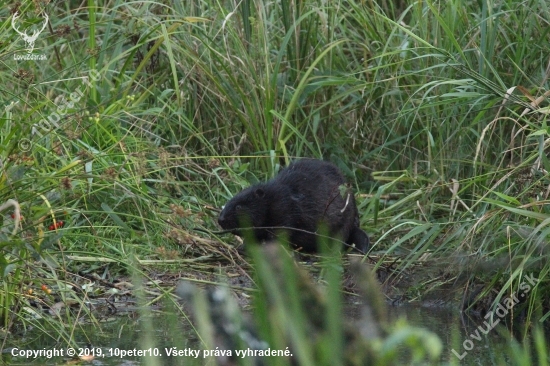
(0, 0), (548, 360)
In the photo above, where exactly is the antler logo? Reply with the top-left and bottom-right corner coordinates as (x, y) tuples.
(11, 11), (49, 53)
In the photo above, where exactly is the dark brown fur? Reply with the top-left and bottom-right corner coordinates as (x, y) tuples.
(218, 159), (370, 253)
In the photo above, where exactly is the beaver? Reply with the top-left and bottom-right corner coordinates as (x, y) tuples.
(218, 159), (370, 253)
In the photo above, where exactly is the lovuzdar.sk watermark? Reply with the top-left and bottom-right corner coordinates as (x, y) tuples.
(11, 10), (48, 60)
(452, 273), (539, 360)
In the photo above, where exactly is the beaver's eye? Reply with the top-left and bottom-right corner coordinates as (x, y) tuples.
(235, 204), (243, 211)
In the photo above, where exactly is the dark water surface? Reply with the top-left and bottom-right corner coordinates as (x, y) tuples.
(1, 304), (539, 365)
(385, 304), (524, 365)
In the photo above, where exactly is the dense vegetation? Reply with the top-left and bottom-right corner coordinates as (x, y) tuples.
(0, 0), (549, 364)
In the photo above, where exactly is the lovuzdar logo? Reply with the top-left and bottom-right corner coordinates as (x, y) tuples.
(11, 11), (49, 53)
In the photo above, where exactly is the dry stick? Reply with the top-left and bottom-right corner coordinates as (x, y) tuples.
(323, 184), (348, 217)
(227, 225), (368, 255)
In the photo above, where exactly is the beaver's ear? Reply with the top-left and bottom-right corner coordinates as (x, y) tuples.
(255, 188), (265, 198)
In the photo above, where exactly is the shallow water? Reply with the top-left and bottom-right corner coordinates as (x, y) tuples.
(2, 315), (197, 366)
(387, 304), (515, 365)
(1, 304), (541, 365)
